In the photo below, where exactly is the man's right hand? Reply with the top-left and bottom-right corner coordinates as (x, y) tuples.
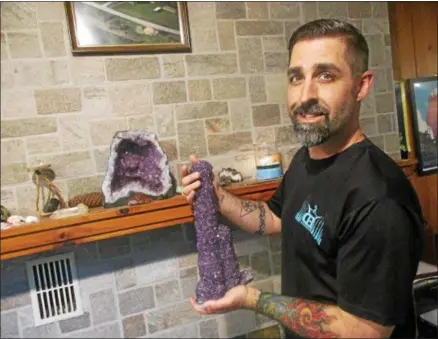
(180, 155), (202, 204)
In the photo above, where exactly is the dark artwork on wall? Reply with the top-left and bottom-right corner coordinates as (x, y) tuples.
(394, 81), (410, 159)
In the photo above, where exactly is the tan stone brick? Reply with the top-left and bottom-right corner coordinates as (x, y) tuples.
(105, 57), (160, 81)
(318, 2), (347, 18)
(94, 147), (110, 173)
(109, 84), (152, 116)
(205, 117), (230, 134)
(127, 115), (156, 133)
(1, 188), (16, 212)
(302, 2), (318, 22)
(208, 132), (253, 155)
(59, 116), (90, 151)
(71, 58), (105, 85)
(212, 77), (246, 99)
(177, 120), (207, 158)
(216, 2), (246, 19)
(348, 2), (372, 19)
(153, 81), (187, 105)
(162, 55), (185, 78)
(254, 127), (276, 144)
(35, 88), (82, 114)
(1, 33), (8, 60)
(7, 31), (41, 58)
(82, 86), (111, 118)
(185, 54), (238, 76)
(37, 2), (66, 21)
(187, 2), (216, 29)
(384, 34), (391, 47)
(217, 21), (236, 51)
(377, 114), (395, 133)
(14, 60), (69, 87)
(188, 79), (211, 102)
(237, 38), (263, 74)
(284, 21), (302, 43)
(252, 104), (281, 127)
(175, 102), (227, 121)
(263, 37), (286, 52)
(26, 134), (61, 155)
(40, 22), (66, 57)
(371, 2), (388, 18)
(67, 175), (104, 198)
(384, 133), (400, 153)
(1, 117), (57, 138)
(246, 2), (268, 19)
(362, 19), (390, 35)
(360, 94), (376, 116)
(1, 139), (26, 165)
(159, 139), (178, 161)
(154, 105), (175, 138)
(1, 2), (37, 30)
(369, 135), (384, 150)
(1, 163), (29, 186)
(387, 68), (394, 92)
(1, 62), (14, 89)
(266, 74), (287, 103)
(2, 90), (37, 118)
(375, 93), (395, 113)
(229, 99), (252, 132)
(89, 118), (128, 146)
(360, 116), (377, 136)
(372, 68), (388, 93)
(28, 151), (94, 180)
(236, 21), (283, 36)
(264, 52), (288, 73)
(269, 2), (300, 19)
(191, 28), (218, 53)
(249, 76), (267, 104)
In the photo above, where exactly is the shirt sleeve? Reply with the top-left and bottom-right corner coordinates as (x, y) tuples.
(267, 173), (285, 218)
(336, 198), (424, 326)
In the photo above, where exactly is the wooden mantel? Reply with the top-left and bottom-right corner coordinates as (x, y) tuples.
(0, 158), (421, 261)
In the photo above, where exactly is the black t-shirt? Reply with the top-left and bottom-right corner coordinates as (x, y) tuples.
(267, 137), (425, 339)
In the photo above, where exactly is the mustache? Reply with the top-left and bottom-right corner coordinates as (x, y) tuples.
(291, 100), (330, 116)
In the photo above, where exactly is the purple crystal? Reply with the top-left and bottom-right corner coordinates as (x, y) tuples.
(102, 131), (176, 208)
(191, 161), (253, 305)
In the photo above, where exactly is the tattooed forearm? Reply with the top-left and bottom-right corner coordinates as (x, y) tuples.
(257, 201), (265, 235)
(240, 200), (258, 217)
(255, 293), (340, 338)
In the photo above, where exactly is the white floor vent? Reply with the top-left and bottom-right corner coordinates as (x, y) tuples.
(26, 252), (83, 326)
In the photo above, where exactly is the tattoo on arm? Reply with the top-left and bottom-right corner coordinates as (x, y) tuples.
(240, 200), (258, 217)
(257, 201), (265, 235)
(255, 293), (339, 338)
(219, 194), (225, 204)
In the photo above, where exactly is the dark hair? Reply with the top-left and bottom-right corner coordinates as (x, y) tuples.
(288, 19), (369, 74)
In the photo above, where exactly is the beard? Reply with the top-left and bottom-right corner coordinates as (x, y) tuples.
(290, 99), (352, 148)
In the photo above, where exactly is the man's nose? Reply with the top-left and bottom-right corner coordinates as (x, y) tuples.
(300, 79), (317, 103)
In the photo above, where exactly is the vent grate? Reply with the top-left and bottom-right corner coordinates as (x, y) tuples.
(26, 252), (83, 326)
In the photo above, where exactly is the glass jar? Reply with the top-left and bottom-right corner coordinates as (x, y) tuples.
(254, 143), (282, 181)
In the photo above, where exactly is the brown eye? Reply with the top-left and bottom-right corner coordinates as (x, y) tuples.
(319, 72), (334, 81)
(289, 75), (301, 84)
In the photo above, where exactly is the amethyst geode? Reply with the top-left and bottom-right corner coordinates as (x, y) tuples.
(102, 131), (176, 208)
(190, 161), (253, 305)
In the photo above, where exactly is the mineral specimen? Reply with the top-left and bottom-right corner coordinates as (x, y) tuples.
(101, 131), (176, 208)
(218, 167), (243, 187)
(191, 161), (253, 305)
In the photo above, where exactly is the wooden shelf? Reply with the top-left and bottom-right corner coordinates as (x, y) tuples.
(0, 179), (281, 261)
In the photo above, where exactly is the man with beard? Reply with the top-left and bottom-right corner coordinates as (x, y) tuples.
(181, 19), (425, 338)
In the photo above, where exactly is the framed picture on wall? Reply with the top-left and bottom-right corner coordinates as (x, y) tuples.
(65, 1), (191, 55)
(407, 76), (438, 176)
(394, 81), (411, 159)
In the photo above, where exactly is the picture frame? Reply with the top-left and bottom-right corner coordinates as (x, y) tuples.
(406, 76), (437, 176)
(65, 1), (191, 55)
(394, 80), (411, 159)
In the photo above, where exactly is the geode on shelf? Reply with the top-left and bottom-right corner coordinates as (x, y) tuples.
(101, 131), (176, 208)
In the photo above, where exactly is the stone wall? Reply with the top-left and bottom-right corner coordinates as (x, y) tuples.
(1, 2), (398, 338)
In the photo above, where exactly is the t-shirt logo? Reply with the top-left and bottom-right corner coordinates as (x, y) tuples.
(295, 200), (324, 245)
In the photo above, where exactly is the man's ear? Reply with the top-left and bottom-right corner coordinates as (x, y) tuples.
(356, 70), (374, 102)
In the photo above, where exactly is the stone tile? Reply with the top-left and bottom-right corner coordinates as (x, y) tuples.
(178, 252), (197, 269)
(265, 52), (288, 73)
(362, 19), (390, 35)
(118, 286), (155, 316)
(302, 1), (318, 22)
(348, 2), (372, 19)
(369, 135), (385, 150)
(250, 279), (274, 293)
(59, 312), (91, 333)
(162, 55), (185, 78)
(367, 34), (385, 67)
(7, 31), (41, 58)
(180, 267), (198, 299)
(284, 21), (302, 44)
(249, 76), (267, 104)
(146, 300), (200, 333)
(127, 115), (156, 133)
(59, 115), (89, 151)
(63, 322), (121, 338)
(135, 254), (179, 286)
(387, 68), (394, 92)
(77, 260), (114, 297)
(222, 309), (256, 338)
(252, 104), (281, 127)
(2, 90), (36, 118)
(212, 77), (246, 99)
(236, 21), (283, 36)
(275, 125), (298, 147)
(246, 2), (268, 19)
(89, 118), (127, 146)
(147, 323), (198, 338)
(238, 37), (263, 74)
(37, 2), (66, 21)
(218, 21), (236, 51)
(200, 318), (219, 338)
(377, 114), (395, 133)
(187, 2), (216, 29)
(266, 74), (287, 103)
(360, 94), (376, 116)
(372, 2), (389, 18)
(186, 54), (238, 76)
(216, 2), (246, 19)
(1, 62), (14, 89)
(360, 116), (378, 136)
(123, 314), (146, 338)
(28, 151), (94, 180)
(254, 127), (275, 144)
(384, 133), (400, 153)
(208, 131), (253, 155)
(106, 57), (160, 81)
(0, 311), (18, 338)
(153, 81), (187, 105)
(67, 175), (103, 198)
(71, 58), (105, 85)
(22, 323), (59, 338)
(1, 139), (26, 165)
(94, 147), (110, 173)
(269, 2), (300, 19)
(90, 289), (117, 325)
(272, 252), (281, 275)
(206, 117), (230, 134)
(35, 87), (81, 115)
(159, 138), (178, 161)
(154, 105), (175, 138)
(13, 59), (69, 87)
(1, 2), (37, 30)
(269, 234), (282, 252)
(191, 28), (218, 53)
(188, 79), (212, 102)
(372, 68), (388, 93)
(263, 37), (286, 52)
(113, 257), (137, 291)
(109, 83), (152, 116)
(250, 251), (272, 280)
(384, 34), (391, 47)
(17, 306), (34, 328)
(1, 163), (29, 185)
(375, 93), (395, 114)
(347, 19), (363, 31)
(176, 101), (227, 121)
(1, 188), (16, 212)
(98, 237), (131, 260)
(318, 2), (347, 18)
(247, 325), (282, 338)
(177, 120), (207, 158)
(1, 33), (8, 60)
(1, 117), (57, 138)
(40, 22), (66, 57)
(155, 279), (182, 306)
